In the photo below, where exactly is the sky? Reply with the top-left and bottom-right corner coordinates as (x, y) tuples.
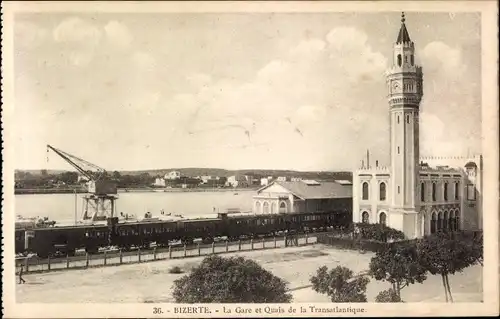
(13, 12), (482, 171)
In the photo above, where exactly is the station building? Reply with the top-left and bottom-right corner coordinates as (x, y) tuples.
(253, 180), (352, 215)
(352, 14), (483, 239)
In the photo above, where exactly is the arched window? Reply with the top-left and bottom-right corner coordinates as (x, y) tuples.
(431, 212), (437, 234)
(379, 182), (387, 201)
(263, 202), (270, 214)
(405, 55), (408, 63)
(432, 183), (437, 201)
(279, 202), (287, 214)
(362, 182), (369, 200)
(420, 182), (425, 202)
(455, 182), (460, 200)
(379, 212), (387, 226)
(437, 212), (443, 232)
(449, 211), (455, 231)
(406, 115), (410, 123)
(397, 54), (402, 66)
(362, 211), (369, 224)
(444, 183), (448, 201)
(271, 202), (277, 214)
(397, 115), (400, 123)
(443, 211), (449, 232)
(411, 54), (414, 66)
(255, 201), (261, 214)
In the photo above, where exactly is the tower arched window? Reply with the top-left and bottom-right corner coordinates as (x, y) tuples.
(420, 182), (425, 202)
(379, 182), (387, 201)
(411, 54), (414, 66)
(362, 182), (369, 200)
(406, 115), (410, 123)
(455, 182), (460, 200)
(432, 183), (437, 201)
(397, 115), (400, 123)
(405, 55), (408, 63)
(397, 54), (402, 67)
(444, 183), (449, 201)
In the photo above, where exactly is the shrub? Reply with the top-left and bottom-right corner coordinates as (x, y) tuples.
(172, 255), (292, 303)
(375, 289), (403, 302)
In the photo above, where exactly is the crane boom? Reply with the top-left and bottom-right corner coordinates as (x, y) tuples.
(46, 145), (106, 181)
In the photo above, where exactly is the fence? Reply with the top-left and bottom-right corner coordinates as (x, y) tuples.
(18, 234), (317, 274)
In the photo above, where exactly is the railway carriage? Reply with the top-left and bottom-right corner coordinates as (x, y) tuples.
(17, 206), (353, 258)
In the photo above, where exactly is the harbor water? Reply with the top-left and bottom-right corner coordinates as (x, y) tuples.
(15, 190), (256, 222)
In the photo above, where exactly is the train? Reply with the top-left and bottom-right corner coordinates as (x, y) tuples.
(15, 207), (352, 259)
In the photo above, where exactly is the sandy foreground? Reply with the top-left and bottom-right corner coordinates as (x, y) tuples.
(16, 244), (482, 303)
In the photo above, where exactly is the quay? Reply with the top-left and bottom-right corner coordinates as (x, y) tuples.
(17, 234), (318, 274)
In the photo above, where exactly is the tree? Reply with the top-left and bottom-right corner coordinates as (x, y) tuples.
(416, 231), (480, 302)
(369, 242), (427, 300)
(310, 266), (370, 302)
(172, 255), (292, 303)
(112, 171), (122, 180)
(375, 288), (402, 303)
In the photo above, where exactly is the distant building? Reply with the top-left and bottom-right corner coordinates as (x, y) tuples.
(227, 175), (248, 188)
(260, 177), (272, 186)
(253, 180), (352, 215)
(165, 171), (181, 180)
(291, 177), (303, 182)
(153, 178), (166, 187)
(276, 176), (289, 182)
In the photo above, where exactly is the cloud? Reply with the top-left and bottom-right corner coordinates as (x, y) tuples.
(52, 17), (103, 67)
(53, 17), (102, 45)
(420, 41), (466, 78)
(15, 21), (48, 49)
(104, 21), (133, 48)
(158, 26), (390, 170)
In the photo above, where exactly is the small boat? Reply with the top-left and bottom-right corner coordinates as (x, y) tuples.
(234, 192), (239, 195)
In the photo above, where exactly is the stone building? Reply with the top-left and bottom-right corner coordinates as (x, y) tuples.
(253, 180), (352, 215)
(352, 13), (482, 239)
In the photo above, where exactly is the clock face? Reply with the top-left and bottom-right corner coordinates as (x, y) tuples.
(392, 82), (401, 93)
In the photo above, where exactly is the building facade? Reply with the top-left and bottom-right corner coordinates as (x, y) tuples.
(253, 180), (352, 215)
(352, 13), (482, 239)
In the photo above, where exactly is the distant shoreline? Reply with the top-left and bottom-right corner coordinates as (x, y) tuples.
(14, 187), (259, 195)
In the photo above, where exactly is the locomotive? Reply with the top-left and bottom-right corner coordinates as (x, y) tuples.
(15, 207), (352, 258)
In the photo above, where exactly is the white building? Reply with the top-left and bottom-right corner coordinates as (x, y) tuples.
(227, 175), (248, 187)
(253, 180), (352, 215)
(153, 177), (166, 187)
(352, 13), (482, 239)
(164, 171), (181, 180)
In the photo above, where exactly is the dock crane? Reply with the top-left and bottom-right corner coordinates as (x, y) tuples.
(46, 145), (118, 222)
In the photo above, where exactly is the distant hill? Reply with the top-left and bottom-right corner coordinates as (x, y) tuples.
(16, 168), (353, 181)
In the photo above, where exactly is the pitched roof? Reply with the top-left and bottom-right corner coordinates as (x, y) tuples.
(396, 12), (412, 44)
(260, 180), (352, 199)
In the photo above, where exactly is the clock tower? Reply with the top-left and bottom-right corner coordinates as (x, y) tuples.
(387, 13), (424, 237)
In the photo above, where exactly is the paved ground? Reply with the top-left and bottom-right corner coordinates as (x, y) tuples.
(15, 244), (482, 303)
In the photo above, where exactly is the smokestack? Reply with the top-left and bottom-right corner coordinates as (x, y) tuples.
(361, 160), (365, 169)
(367, 150), (370, 169)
